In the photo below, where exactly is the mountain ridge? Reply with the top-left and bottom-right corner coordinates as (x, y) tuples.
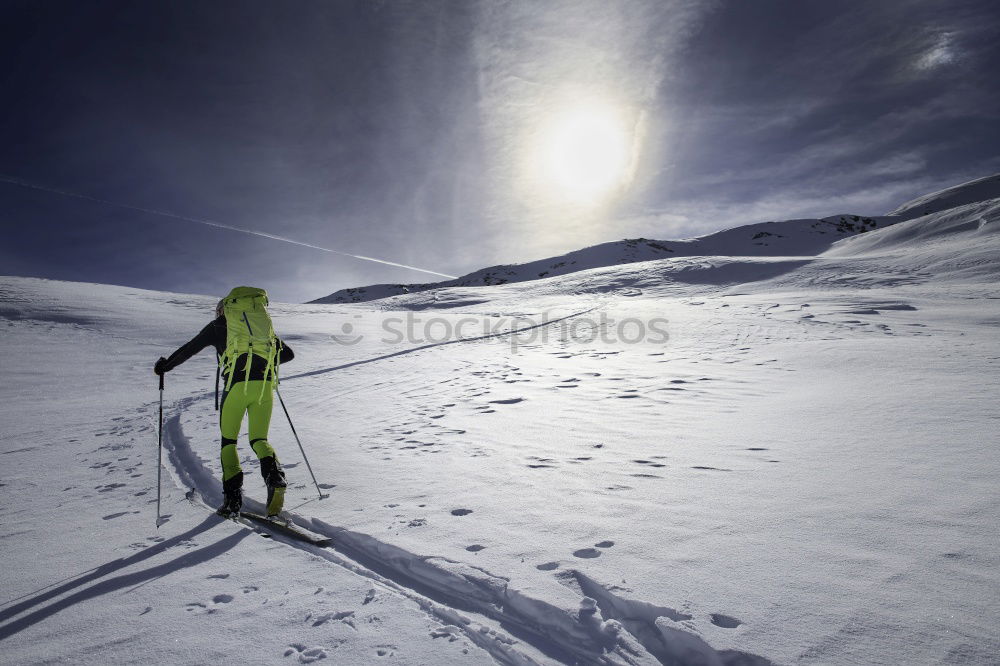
(311, 173), (1000, 305)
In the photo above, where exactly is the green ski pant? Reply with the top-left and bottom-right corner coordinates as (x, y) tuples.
(220, 380), (277, 483)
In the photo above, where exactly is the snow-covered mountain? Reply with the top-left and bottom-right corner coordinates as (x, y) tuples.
(311, 214), (892, 304)
(312, 173), (1000, 305)
(887, 172), (1000, 220)
(2, 174), (999, 665)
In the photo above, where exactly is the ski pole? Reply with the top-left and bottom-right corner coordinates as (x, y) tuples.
(275, 387), (326, 500)
(156, 372), (164, 528)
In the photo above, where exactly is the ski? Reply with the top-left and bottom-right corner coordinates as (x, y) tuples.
(190, 483), (329, 547)
(241, 512), (333, 547)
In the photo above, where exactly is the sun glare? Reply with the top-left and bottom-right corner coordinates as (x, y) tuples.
(535, 101), (633, 205)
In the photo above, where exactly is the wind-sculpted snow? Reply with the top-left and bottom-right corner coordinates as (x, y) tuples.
(887, 173), (1000, 220)
(749, 198), (1000, 292)
(833, 197), (1000, 256)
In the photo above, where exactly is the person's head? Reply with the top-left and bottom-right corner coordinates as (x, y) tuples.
(215, 299), (225, 318)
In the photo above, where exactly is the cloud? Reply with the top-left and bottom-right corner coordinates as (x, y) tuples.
(915, 31), (960, 70)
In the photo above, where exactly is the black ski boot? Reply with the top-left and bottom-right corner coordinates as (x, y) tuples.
(217, 472), (244, 517)
(260, 456), (287, 517)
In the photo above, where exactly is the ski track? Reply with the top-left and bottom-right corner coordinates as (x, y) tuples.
(162, 391), (770, 666)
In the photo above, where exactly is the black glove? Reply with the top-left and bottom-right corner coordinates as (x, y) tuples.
(154, 357), (168, 376)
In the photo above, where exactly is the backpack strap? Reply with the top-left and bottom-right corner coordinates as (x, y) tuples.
(215, 351), (220, 411)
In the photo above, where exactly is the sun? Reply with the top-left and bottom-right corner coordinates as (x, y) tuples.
(535, 100), (633, 205)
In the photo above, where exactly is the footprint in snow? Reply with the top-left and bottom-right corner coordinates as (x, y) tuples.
(284, 644), (328, 663)
(451, 508), (473, 516)
(710, 613), (742, 629)
(185, 601), (216, 615)
(213, 594), (234, 604)
(536, 561), (560, 571)
(489, 397), (524, 404)
(311, 610), (355, 627)
(430, 625), (462, 641)
(466, 544), (486, 552)
(573, 548), (602, 559)
(594, 540), (614, 548)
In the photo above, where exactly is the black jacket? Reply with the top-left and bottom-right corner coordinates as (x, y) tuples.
(161, 316), (294, 383)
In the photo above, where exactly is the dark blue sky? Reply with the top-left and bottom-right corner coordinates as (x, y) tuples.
(2, 0), (998, 302)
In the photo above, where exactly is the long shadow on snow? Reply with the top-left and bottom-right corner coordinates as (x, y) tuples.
(0, 516), (247, 640)
(164, 413), (583, 665)
(299, 522), (583, 666)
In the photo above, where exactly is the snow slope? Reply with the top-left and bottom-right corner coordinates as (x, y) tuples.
(2, 176), (1000, 665)
(887, 173), (1000, 221)
(311, 215), (893, 304)
(313, 173), (1000, 306)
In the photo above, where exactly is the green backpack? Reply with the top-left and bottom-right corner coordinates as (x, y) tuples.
(219, 286), (280, 400)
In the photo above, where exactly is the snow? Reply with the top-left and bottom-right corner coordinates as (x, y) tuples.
(311, 215), (898, 304)
(2, 175), (1000, 664)
(887, 173), (1000, 221)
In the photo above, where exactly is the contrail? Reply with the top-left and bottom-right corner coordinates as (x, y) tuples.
(0, 174), (458, 280)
